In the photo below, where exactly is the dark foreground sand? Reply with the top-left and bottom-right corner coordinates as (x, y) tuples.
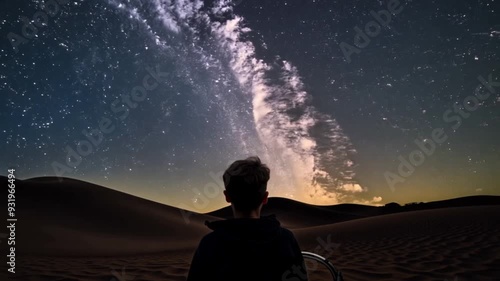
(1, 177), (499, 281)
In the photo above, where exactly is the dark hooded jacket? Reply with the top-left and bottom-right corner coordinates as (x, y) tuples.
(186, 214), (308, 281)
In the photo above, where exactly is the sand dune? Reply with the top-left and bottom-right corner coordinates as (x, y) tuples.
(208, 198), (379, 229)
(1, 176), (499, 281)
(208, 195), (500, 229)
(0, 176), (215, 256)
(294, 205), (500, 280)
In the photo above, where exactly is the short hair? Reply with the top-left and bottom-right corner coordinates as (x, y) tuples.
(223, 156), (270, 213)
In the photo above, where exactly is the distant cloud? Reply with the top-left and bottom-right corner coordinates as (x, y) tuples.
(340, 183), (364, 193)
(475, 188), (483, 192)
(353, 196), (383, 206)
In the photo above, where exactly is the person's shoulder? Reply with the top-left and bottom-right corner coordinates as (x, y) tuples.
(279, 227), (298, 240)
(199, 231), (218, 244)
(195, 231), (220, 256)
(198, 228), (229, 247)
(279, 226), (292, 234)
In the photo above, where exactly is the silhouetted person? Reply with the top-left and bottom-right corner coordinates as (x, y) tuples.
(187, 156), (308, 281)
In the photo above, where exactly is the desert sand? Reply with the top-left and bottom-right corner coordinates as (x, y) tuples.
(1, 176), (499, 281)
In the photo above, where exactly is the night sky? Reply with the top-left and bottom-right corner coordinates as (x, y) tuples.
(1, 0), (499, 212)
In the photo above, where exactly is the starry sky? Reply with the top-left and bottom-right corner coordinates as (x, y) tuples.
(1, 0), (499, 213)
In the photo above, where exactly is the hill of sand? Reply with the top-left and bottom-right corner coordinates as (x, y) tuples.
(207, 198), (380, 228)
(0, 176), (215, 256)
(294, 205), (500, 280)
(208, 194), (500, 228)
(0, 176), (499, 281)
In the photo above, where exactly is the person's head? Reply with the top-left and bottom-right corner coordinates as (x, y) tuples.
(222, 156), (270, 217)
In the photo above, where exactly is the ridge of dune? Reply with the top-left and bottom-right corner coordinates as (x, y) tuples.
(207, 194), (500, 228)
(207, 197), (377, 228)
(0, 176), (215, 256)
